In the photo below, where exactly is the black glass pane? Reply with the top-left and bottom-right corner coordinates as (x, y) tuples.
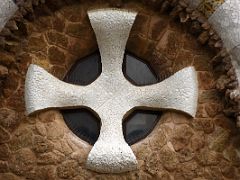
(62, 109), (100, 145)
(123, 110), (161, 145)
(64, 53), (101, 85)
(61, 51), (161, 145)
(123, 54), (158, 86)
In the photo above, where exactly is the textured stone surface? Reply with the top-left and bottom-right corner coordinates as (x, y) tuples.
(25, 65), (198, 117)
(0, 65), (8, 78)
(0, 144), (10, 160)
(0, 126), (11, 143)
(0, 0), (240, 179)
(9, 148), (36, 175)
(0, 108), (18, 131)
(209, 0), (240, 50)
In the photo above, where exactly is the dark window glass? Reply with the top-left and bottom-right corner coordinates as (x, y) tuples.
(61, 51), (160, 145)
(62, 109), (101, 145)
(64, 53), (101, 85)
(123, 53), (158, 86)
(123, 110), (161, 145)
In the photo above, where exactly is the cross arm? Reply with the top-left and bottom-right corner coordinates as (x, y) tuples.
(128, 67), (198, 117)
(24, 64), (105, 115)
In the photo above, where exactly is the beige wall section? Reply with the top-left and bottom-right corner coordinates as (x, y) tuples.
(0, 1), (240, 180)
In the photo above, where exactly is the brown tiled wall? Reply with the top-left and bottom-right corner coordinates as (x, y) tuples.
(0, 1), (239, 179)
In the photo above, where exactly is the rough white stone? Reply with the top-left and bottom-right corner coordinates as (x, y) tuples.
(25, 9), (198, 173)
(0, 0), (18, 31)
(209, 0), (240, 50)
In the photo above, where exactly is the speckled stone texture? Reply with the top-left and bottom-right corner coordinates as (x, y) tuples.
(209, 0), (240, 50)
(0, 0), (240, 179)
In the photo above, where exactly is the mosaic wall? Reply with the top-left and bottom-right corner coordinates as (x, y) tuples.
(0, 0), (239, 179)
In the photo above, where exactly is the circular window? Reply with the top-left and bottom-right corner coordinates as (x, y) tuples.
(61, 52), (161, 145)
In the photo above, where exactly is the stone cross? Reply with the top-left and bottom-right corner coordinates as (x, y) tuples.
(25, 9), (198, 173)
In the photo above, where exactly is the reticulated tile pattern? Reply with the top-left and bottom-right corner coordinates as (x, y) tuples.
(0, 0), (17, 31)
(25, 9), (199, 173)
(198, 0), (225, 17)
